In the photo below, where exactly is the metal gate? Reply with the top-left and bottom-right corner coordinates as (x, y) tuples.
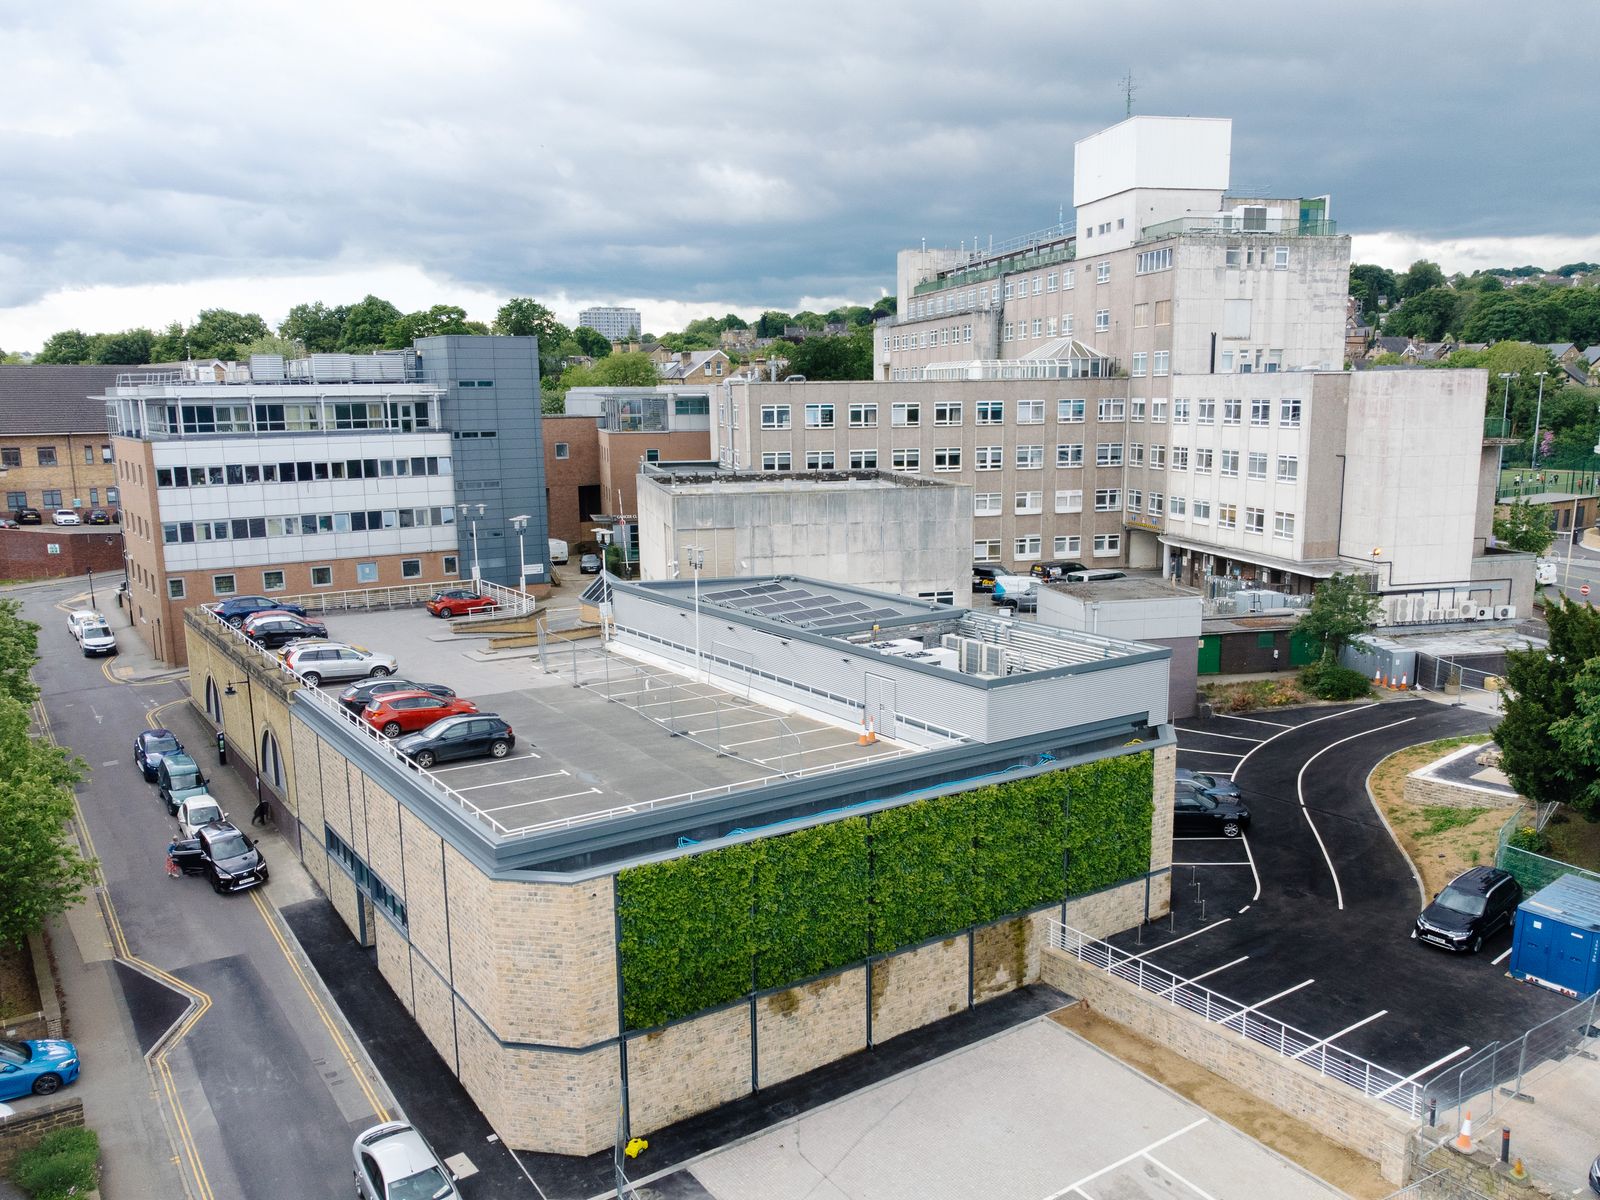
(864, 674), (897, 738)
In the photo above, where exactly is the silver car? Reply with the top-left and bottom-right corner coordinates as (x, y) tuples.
(353, 1121), (458, 1200)
(282, 642), (397, 688)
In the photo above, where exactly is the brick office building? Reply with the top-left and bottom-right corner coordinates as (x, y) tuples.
(0, 365), (127, 519)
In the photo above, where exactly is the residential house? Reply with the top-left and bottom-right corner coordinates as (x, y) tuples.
(659, 349), (730, 384)
(0, 364), (128, 518)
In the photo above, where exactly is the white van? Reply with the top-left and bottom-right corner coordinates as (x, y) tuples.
(991, 575), (1038, 612)
(1535, 559), (1557, 586)
(548, 538), (569, 565)
(79, 622), (117, 657)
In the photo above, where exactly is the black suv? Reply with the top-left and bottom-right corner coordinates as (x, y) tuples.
(12, 507), (41, 525)
(1030, 560), (1088, 581)
(170, 822), (269, 894)
(246, 614), (329, 649)
(394, 715), (515, 769)
(339, 678), (456, 716)
(1413, 866), (1522, 953)
(1173, 779), (1251, 838)
(213, 595), (309, 626)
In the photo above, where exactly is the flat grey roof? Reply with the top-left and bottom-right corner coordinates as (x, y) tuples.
(1048, 575), (1199, 602)
(647, 575), (951, 634)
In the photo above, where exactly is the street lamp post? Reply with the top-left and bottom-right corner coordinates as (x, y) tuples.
(223, 678), (262, 808)
(509, 514), (530, 591)
(458, 503), (486, 585)
(87, 569), (95, 609)
(1497, 371), (1520, 484)
(685, 545), (705, 683)
(1530, 371), (1549, 470)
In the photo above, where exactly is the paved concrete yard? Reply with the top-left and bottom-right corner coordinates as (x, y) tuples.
(671, 1017), (1344, 1200)
(1459, 1042), (1600, 1194)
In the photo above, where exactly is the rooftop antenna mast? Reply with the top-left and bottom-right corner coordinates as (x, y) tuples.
(1120, 71), (1137, 117)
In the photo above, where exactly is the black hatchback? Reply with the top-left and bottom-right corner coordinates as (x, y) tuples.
(1173, 779), (1251, 838)
(394, 715), (515, 769)
(1413, 866), (1522, 953)
(338, 678), (457, 716)
(213, 595), (308, 626)
(245, 615), (329, 649)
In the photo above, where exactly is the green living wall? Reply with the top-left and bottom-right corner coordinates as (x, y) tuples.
(615, 751), (1153, 1030)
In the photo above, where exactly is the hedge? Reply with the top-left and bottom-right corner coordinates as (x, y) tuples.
(616, 751), (1154, 1029)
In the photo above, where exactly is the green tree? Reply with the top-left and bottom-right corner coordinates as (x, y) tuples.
(1499, 598), (1600, 810)
(1297, 572), (1380, 665)
(187, 309), (270, 359)
(242, 334), (306, 359)
(1399, 259), (1446, 299)
(383, 304), (489, 347)
(1349, 264), (1399, 312)
(493, 298), (569, 376)
(1383, 287), (1464, 341)
(279, 301), (348, 352)
(1494, 500), (1556, 555)
(149, 321), (190, 362)
(592, 352), (660, 386)
(0, 599), (40, 705)
(781, 327), (874, 380)
(87, 328), (154, 364)
(1550, 660), (1600, 814)
(0, 703), (95, 950)
(570, 326), (611, 357)
(755, 310), (792, 338)
(339, 295), (403, 351)
(34, 330), (92, 364)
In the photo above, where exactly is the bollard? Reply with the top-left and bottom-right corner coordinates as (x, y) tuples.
(216, 730), (227, 766)
(1500, 1127), (1509, 1163)
(1427, 1098), (1437, 1127)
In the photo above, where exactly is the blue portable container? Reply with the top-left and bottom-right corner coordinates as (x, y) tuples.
(1508, 875), (1600, 997)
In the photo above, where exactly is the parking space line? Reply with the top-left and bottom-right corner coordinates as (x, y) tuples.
(1178, 748), (1244, 758)
(1217, 713), (1292, 730)
(1125, 918), (1231, 960)
(1172, 861), (1251, 867)
(431, 752), (541, 772)
(1042, 1118), (1208, 1200)
(1176, 729), (1262, 744)
(686, 715), (786, 735)
(1240, 834), (1261, 902)
(455, 769), (570, 793)
(1232, 701), (1378, 776)
(1371, 1045), (1472, 1101)
(1289, 1010), (1387, 1061)
(754, 739), (862, 762)
(1155, 956), (1249, 998)
(478, 787), (603, 814)
(1143, 1153), (1219, 1200)
(1492, 947), (1512, 965)
(1222, 979), (1315, 1025)
(730, 727), (845, 749)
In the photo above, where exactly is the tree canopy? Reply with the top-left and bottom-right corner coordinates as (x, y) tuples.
(1297, 572), (1380, 665)
(1499, 598), (1600, 814)
(1493, 500), (1556, 556)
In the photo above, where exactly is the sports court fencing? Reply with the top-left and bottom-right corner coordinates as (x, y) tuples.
(1046, 921), (1424, 1116)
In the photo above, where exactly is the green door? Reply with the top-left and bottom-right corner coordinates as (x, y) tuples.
(1289, 629), (1319, 667)
(1197, 636), (1221, 675)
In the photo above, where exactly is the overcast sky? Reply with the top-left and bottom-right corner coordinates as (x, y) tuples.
(2, 1), (1594, 352)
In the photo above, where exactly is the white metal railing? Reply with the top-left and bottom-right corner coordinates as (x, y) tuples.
(210, 578), (534, 620)
(1046, 921), (1423, 1117)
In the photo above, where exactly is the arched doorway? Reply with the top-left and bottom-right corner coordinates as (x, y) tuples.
(260, 728), (285, 792)
(204, 677), (223, 723)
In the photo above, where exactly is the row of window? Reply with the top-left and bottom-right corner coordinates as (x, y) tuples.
(161, 506), (455, 544)
(975, 533), (1121, 562)
(1129, 352), (1171, 377)
(1, 444), (113, 468)
(7, 488), (119, 509)
(155, 456), (451, 489)
(324, 826), (408, 931)
(1170, 396), (1302, 426)
(754, 440), (1302, 481)
(149, 400), (432, 436)
(169, 557), (453, 601)
(888, 325), (974, 352)
(970, 486), (1299, 529)
(1166, 449), (1301, 480)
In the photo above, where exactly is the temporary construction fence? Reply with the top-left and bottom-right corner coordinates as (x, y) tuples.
(1380, 1165), (1494, 1200)
(1420, 988), (1600, 1130)
(1496, 801), (1600, 895)
(1046, 921), (1425, 1116)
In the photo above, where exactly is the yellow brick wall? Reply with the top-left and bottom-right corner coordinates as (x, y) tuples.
(399, 807), (450, 977)
(490, 876), (619, 1047)
(755, 969), (867, 1088)
(408, 951), (458, 1072)
(626, 1006), (751, 1134)
(869, 937), (967, 1044)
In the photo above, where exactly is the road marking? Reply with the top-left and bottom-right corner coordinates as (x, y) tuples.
(1217, 713), (1291, 730)
(1042, 1118), (1209, 1200)
(1155, 956), (1250, 999)
(1177, 748), (1244, 758)
(1144, 1153), (1220, 1200)
(101, 759), (119, 766)
(1172, 861), (1252, 867)
(1221, 979), (1315, 1026)
(1492, 947), (1512, 965)
(1176, 729), (1263, 744)
(1294, 714), (1416, 910)
(1231, 701), (1380, 776)
(1124, 918), (1232, 961)
(1240, 833), (1261, 902)
(729, 727), (840, 749)
(431, 752), (542, 771)
(479, 787), (603, 814)
(455, 769), (570, 793)
(1290, 1010), (1388, 1061)
(1371, 1045), (1472, 1101)
(755, 739), (862, 762)
(686, 715), (786, 735)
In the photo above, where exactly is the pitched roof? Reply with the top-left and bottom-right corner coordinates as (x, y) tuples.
(658, 349), (726, 380)
(1584, 346), (1600, 366)
(1370, 337), (1410, 355)
(0, 365), (129, 435)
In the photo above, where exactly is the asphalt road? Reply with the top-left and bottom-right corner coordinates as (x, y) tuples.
(1111, 698), (1573, 1087)
(21, 578), (392, 1200)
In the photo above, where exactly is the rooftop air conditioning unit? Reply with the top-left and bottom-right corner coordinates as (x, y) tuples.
(1459, 602), (1480, 620)
(1497, 605), (1516, 620)
(1475, 606), (1493, 620)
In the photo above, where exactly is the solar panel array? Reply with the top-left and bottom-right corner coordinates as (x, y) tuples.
(703, 582), (908, 630)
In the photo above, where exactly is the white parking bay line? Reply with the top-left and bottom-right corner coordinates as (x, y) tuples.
(1178, 729), (1263, 744)
(1179, 748), (1244, 758)
(456, 769), (571, 793)
(1240, 833), (1261, 902)
(1171, 861), (1252, 867)
(1217, 713), (1292, 730)
(479, 787), (602, 814)
(1042, 1118), (1208, 1200)
(1124, 918), (1231, 961)
(1492, 947), (1512, 965)
(1142, 1153), (1220, 1200)
(754, 739), (862, 762)
(432, 752), (541, 772)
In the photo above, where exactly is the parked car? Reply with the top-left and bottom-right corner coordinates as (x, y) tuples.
(66, 609), (106, 640)
(363, 691), (479, 738)
(78, 621), (117, 657)
(1589, 1152), (1599, 1195)
(12, 507), (41, 525)
(394, 714), (515, 769)
(135, 728), (183, 781)
(338, 678), (456, 716)
(1030, 560), (1088, 581)
(213, 595), (309, 626)
(1173, 779), (1251, 838)
(86, 508), (112, 525)
(579, 553), (603, 574)
(1413, 866), (1522, 953)
(1175, 768), (1241, 800)
(156, 753), (210, 816)
(549, 538), (569, 565)
(282, 642), (397, 687)
(972, 564), (1011, 594)
(174, 795), (225, 840)
(425, 588), (497, 618)
(0, 1038), (80, 1100)
(169, 821), (268, 894)
(0, 517), (15, 528)
(991, 575), (1037, 612)
(242, 613), (329, 649)
(352, 1121), (459, 1200)
(1063, 569), (1128, 583)
(51, 509), (80, 526)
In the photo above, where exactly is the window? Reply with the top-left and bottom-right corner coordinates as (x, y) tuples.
(974, 539), (1001, 562)
(1277, 455), (1299, 482)
(1095, 442), (1123, 467)
(1250, 398), (1271, 426)
(892, 402), (920, 427)
(1171, 398), (1189, 423)
(1014, 536), (1042, 560)
(1053, 534), (1082, 556)
(1016, 445), (1044, 470)
(1056, 443), (1084, 468)
(1057, 398), (1085, 423)
(36, 447), (56, 467)
(1280, 396), (1302, 427)
(1153, 351), (1169, 377)
(1063, 268), (1075, 289)
(1223, 398), (1242, 425)
(554, 442), (570, 459)
(212, 574), (237, 596)
(806, 451), (835, 470)
(1217, 503), (1238, 530)
(1247, 452), (1268, 480)
(1126, 489), (1142, 513)
(933, 447), (962, 471)
(1131, 352), (1147, 377)
(443, 555), (458, 576)
(1047, 272), (1058, 292)
(849, 448), (878, 469)
(1095, 310), (1110, 332)
(1244, 507), (1265, 534)
(1274, 246), (1289, 269)
(1148, 492), (1164, 517)
(1004, 282), (1015, 300)
(1154, 300), (1171, 325)
(1196, 399), (1215, 424)
(1062, 314), (1074, 335)
(356, 562), (379, 583)
(1220, 450), (1239, 477)
(1003, 323), (1014, 342)
(1014, 491), (1042, 515)
(310, 566), (334, 587)
(761, 404), (791, 429)
(892, 448), (921, 472)
(1130, 398), (1146, 422)
(81, 444), (93, 464)
(1096, 261), (1111, 283)
(1133, 303), (1149, 329)
(41, 489), (61, 508)
(1192, 499), (1211, 522)
(1220, 351), (1235, 372)
(108, 487), (118, 504)
(401, 559), (422, 579)
(1097, 397), (1125, 420)
(804, 403), (835, 429)
(1055, 489), (1083, 513)
(1274, 511), (1296, 540)
(1094, 488), (1122, 511)
(975, 492), (1002, 517)
(1169, 496), (1187, 518)
(1129, 443), (1145, 466)
(1093, 533), (1121, 556)
(975, 446), (1003, 471)
(1032, 276), (1043, 295)
(1032, 318), (1043, 338)
(1171, 446), (1189, 471)
(934, 401), (962, 426)
(167, 579), (186, 600)
(849, 403), (878, 428)
(262, 570), (285, 592)
(1194, 448), (1213, 474)
(976, 400), (1004, 425)
(5, 491), (23, 508)
(1149, 444), (1166, 469)
(762, 452), (793, 471)
(0, 449), (18, 468)
(1136, 247), (1173, 274)
(644, 448), (660, 463)
(1017, 399), (1045, 424)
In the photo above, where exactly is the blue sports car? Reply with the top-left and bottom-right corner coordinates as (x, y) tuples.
(0, 1038), (80, 1099)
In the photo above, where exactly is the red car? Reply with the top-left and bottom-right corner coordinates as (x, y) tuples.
(425, 589), (498, 619)
(361, 691), (479, 738)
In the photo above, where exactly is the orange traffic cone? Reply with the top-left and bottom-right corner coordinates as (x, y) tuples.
(1400, 674), (1409, 690)
(1453, 1110), (1475, 1153)
(859, 715), (877, 746)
